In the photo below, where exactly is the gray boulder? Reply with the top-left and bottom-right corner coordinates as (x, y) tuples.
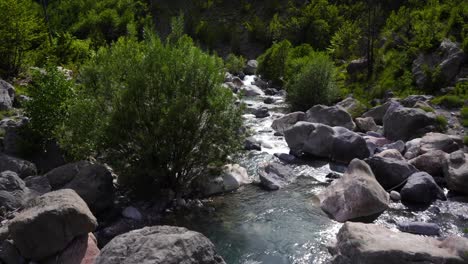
(195, 164), (250, 196)
(332, 127), (371, 164)
(419, 132), (462, 154)
(362, 100), (400, 125)
(284, 122), (369, 163)
(0, 240), (24, 264)
(95, 226), (226, 264)
(254, 107), (270, 118)
(355, 117), (378, 132)
(23, 175), (51, 196)
(404, 138), (422, 160)
(0, 171), (28, 211)
(1, 117), (28, 157)
(306, 105), (356, 131)
(45, 161), (115, 213)
(240, 85), (263, 97)
(0, 80), (15, 111)
(412, 39), (466, 89)
(409, 150), (448, 176)
(336, 97), (367, 118)
(244, 60), (258, 75)
(378, 140), (406, 154)
(331, 222), (468, 264)
(41, 233), (100, 264)
(375, 149), (405, 161)
(443, 150), (468, 195)
(271, 112), (305, 134)
(8, 189), (97, 260)
(396, 221), (440, 236)
(400, 95), (434, 108)
(346, 58), (367, 76)
(0, 154), (37, 179)
(383, 107), (438, 141)
(259, 162), (295, 190)
(319, 159), (389, 222)
(400, 172), (445, 204)
(365, 156), (418, 190)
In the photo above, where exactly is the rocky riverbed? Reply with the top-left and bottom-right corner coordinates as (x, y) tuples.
(0, 65), (467, 263)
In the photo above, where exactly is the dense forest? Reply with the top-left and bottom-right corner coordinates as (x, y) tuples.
(0, 0), (468, 263)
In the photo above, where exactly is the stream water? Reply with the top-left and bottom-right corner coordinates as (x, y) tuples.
(162, 76), (468, 264)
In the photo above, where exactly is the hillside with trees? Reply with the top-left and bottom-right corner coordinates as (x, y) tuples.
(0, 0), (467, 263)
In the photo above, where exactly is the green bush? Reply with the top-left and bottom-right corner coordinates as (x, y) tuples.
(286, 52), (338, 111)
(25, 66), (74, 143)
(435, 115), (448, 132)
(257, 40), (292, 85)
(61, 33), (243, 197)
(224, 53), (246, 75)
(464, 136), (468, 146)
(461, 106), (468, 127)
(418, 105), (435, 113)
(431, 95), (464, 108)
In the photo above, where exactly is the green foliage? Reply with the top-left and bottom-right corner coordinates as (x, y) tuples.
(47, 0), (150, 46)
(461, 106), (468, 127)
(286, 52), (338, 111)
(51, 33), (92, 67)
(419, 105), (435, 113)
(25, 66), (74, 143)
(432, 95), (464, 108)
(61, 33), (243, 196)
(0, 0), (47, 79)
(257, 40), (292, 85)
(224, 54), (246, 75)
(328, 21), (361, 60)
(464, 136), (468, 146)
(435, 115), (448, 132)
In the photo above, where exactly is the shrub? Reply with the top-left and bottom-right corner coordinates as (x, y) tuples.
(25, 66), (74, 143)
(61, 33), (243, 197)
(464, 136), (468, 146)
(435, 115), (448, 132)
(257, 40), (292, 85)
(431, 95), (464, 108)
(224, 53), (246, 75)
(286, 52), (338, 111)
(462, 106), (468, 127)
(418, 105), (435, 113)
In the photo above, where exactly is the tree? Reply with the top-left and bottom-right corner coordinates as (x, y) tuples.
(61, 33), (243, 197)
(286, 52), (338, 111)
(0, 0), (47, 78)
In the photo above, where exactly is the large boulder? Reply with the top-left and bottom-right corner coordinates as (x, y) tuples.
(8, 189), (98, 260)
(0, 80), (15, 111)
(331, 127), (371, 164)
(331, 222), (468, 264)
(284, 122), (369, 163)
(258, 162), (296, 190)
(336, 97), (367, 118)
(42, 233), (100, 264)
(409, 150), (448, 176)
(45, 161), (114, 213)
(1, 117), (28, 157)
(355, 117), (378, 132)
(362, 100), (400, 125)
(195, 164), (250, 196)
(271, 112), (305, 134)
(0, 154), (37, 179)
(383, 107), (438, 141)
(400, 95), (434, 108)
(365, 156), (418, 190)
(319, 159), (389, 222)
(24, 175), (51, 196)
(305, 105), (356, 131)
(95, 226), (226, 264)
(240, 85), (264, 96)
(404, 138), (422, 159)
(0, 171), (28, 211)
(244, 60), (258, 75)
(419, 132), (462, 154)
(412, 39), (466, 89)
(443, 150), (468, 195)
(400, 172), (445, 204)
